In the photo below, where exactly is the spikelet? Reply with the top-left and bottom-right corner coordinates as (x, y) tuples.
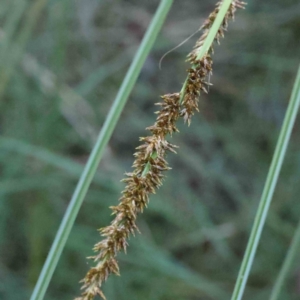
(75, 1), (245, 299)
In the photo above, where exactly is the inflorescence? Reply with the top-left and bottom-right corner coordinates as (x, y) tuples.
(76, 1), (245, 299)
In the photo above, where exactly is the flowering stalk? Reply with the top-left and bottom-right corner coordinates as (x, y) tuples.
(76, 1), (245, 299)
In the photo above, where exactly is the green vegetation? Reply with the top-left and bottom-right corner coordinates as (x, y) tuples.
(1, 1), (300, 300)
(231, 64), (300, 300)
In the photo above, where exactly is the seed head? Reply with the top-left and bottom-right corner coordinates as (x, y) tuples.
(75, 2), (246, 299)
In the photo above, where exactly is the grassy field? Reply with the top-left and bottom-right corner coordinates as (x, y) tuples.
(1, 1), (300, 299)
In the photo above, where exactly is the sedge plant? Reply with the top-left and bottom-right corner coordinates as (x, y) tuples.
(75, 1), (245, 299)
(230, 63), (300, 300)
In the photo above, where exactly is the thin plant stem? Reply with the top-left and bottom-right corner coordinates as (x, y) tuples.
(29, 1), (173, 299)
(143, 0), (235, 178)
(142, 0), (235, 176)
(270, 218), (300, 300)
(195, 0), (233, 60)
(142, 0), (236, 176)
(230, 63), (300, 300)
(179, 0), (234, 104)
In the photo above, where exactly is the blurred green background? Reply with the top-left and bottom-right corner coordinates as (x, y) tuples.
(1, 0), (300, 299)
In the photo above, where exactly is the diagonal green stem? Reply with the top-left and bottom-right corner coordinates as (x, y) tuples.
(231, 64), (300, 300)
(195, 0), (233, 61)
(269, 218), (300, 300)
(141, 1), (236, 180)
(141, 0), (235, 178)
(179, 0), (234, 104)
(29, 1), (173, 299)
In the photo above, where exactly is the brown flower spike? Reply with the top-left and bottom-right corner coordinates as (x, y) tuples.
(75, 1), (245, 299)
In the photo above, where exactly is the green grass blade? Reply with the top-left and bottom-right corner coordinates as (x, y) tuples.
(270, 218), (300, 300)
(231, 64), (300, 300)
(29, 1), (173, 299)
